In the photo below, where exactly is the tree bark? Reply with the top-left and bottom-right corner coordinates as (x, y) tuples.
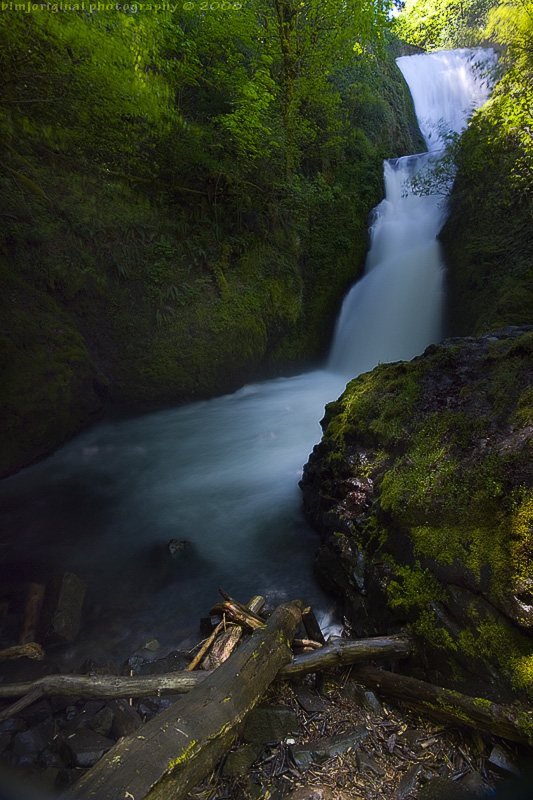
(202, 595), (265, 670)
(351, 664), (533, 746)
(65, 600), (303, 800)
(0, 634), (412, 724)
(280, 634), (412, 677)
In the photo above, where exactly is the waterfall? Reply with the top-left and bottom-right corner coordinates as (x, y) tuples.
(328, 48), (495, 377)
(0, 50), (496, 665)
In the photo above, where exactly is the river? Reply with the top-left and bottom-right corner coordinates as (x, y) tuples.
(0, 48), (495, 668)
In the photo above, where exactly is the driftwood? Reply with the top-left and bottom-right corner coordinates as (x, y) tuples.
(352, 664), (533, 746)
(202, 595), (265, 670)
(0, 634), (411, 722)
(185, 619), (226, 671)
(0, 642), (44, 661)
(0, 671), (208, 723)
(66, 600), (303, 800)
(208, 600), (264, 630)
(281, 634), (412, 676)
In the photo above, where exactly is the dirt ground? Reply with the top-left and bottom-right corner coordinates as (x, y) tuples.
(186, 669), (532, 800)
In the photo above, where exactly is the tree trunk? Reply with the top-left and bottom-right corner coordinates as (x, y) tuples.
(352, 665), (533, 746)
(0, 634), (412, 723)
(65, 600), (303, 800)
(281, 634), (412, 676)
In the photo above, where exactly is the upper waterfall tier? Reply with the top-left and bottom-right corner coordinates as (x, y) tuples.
(396, 48), (496, 152)
(327, 48), (497, 377)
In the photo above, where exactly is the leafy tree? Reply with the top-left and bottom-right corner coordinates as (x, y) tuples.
(393, 0), (498, 49)
(481, 0), (533, 201)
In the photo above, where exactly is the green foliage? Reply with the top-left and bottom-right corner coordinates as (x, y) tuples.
(393, 0), (498, 49)
(0, 2), (426, 474)
(439, 0), (533, 336)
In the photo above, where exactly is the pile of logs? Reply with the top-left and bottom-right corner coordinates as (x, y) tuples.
(1, 590), (532, 800)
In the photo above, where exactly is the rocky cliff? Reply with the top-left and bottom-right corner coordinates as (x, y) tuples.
(301, 327), (533, 704)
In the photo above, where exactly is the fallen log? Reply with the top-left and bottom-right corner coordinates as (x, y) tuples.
(0, 672), (208, 723)
(352, 664), (533, 746)
(66, 600), (303, 800)
(280, 634), (412, 676)
(0, 634), (412, 722)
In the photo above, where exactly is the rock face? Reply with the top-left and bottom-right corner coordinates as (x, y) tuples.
(300, 327), (533, 702)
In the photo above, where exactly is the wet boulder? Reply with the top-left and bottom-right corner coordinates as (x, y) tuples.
(301, 327), (533, 702)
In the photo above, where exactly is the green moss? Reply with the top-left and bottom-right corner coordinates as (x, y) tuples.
(441, 105), (533, 337)
(168, 741), (197, 770)
(510, 492), (533, 584)
(323, 360), (427, 447)
(309, 331), (533, 697)
(459, 617), (533, 700)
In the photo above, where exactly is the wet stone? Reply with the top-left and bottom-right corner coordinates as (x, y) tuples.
(0, 718), (26, 734)
(458, 771), (492, 797)
(397, 728), (425, 752)
(340, 683), (382, 715)
(295, 688), (328, 715)
(242, 706), (299, 745)
(488, 744), (521, 777)
(89, 705), (114, 736)
(362, 690), (383, 715)
(396, 764), (423, 799)
(291, 726), (368, 770)
(19, 699), (53, 723)
(61, 728), (115, 768)
(141, 638), (160, 652)
(38, 746), (66, 769)
(417, 776), (477, 800)
(138, 698), (160, 719)
(81, 700), (106, 717)
(357, 750), (385, 777)
(223, 743), (263, 776)
(110, 698), (142, 738)
(12, 720), (54, 756)
(142, 649), (189, 675)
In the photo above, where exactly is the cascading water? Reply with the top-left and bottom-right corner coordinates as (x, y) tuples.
(328, 48), (495, 377)
(0, 49), (495, 665)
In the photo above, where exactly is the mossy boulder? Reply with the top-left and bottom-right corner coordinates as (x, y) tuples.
(300, 327), (533, 702)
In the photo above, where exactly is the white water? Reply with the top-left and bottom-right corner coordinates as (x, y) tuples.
(0, 50), (495, 666)
(328, 48), (496, 375)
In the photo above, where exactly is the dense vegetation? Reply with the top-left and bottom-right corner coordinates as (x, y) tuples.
(440, 0), (533, 334)
(0, 3), (424, 476)
(394, 0), (533, 336)
(393, 0), (497, 50)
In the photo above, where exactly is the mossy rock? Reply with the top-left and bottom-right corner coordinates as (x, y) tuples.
(301, 327), (533, 702)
